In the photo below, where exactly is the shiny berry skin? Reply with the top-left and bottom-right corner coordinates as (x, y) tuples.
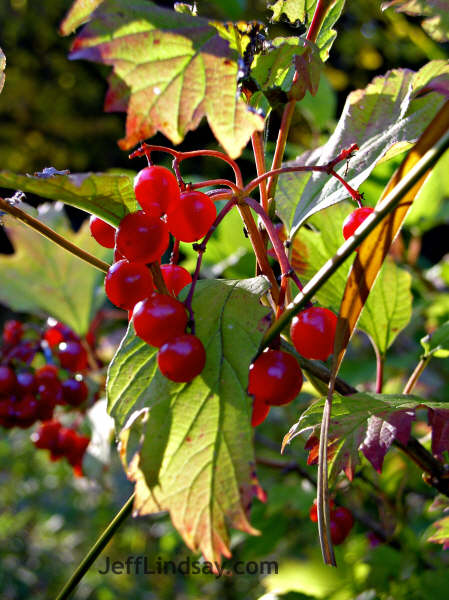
(43, 320), (78, 348)
(342, 207), (374, 241)
(290, 307), (338, 361)
(16, 371), (36, 395)
(105, 259), (154, 309)
(132, 293), (188, 347)
(89, 215), (116, 248)
(62, 377), (89, 406)
(3, 320), (23, 345)
(157, 334), (206, 383)
(115, 211), (169, 263)
(58, 341), (88, 372)
(251, 396), (270, 427)
(247, 349), (303, 406)
(160, 264), (192, 296)
(0, 365), (17, 394)
(166, 190), (216, 243)
(309, 498), (335, 523)
(134, 165), (180, 216)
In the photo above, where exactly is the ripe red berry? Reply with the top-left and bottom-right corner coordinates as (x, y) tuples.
(115, 211), (169, 263)
(160, 264), (192, 296)
(309, 498), (335, 523)
(62, 377), (89, 406)
(3, 320), (23, 345)
(16, 371), (36, 395)
(43, 320), (78, 348)
(247, 349), (303, 406)
(0, 365), (17, 394)
(157, 334), (206, 383)
(132, 293), (188, 347)
(32, 420), (62, 450)
(330, 520), (347, 545)
(58, 341), (88, 372)
(342, 207), (374, 241)
(134, 165), (180, 216)
(251, 396), (270, 427)
(89, 215), (116, 248)
(331, 506), (354, 534)
(290, 307), (338, 361)
(105, 259), (154, 309)
(166, 190), (216, 242)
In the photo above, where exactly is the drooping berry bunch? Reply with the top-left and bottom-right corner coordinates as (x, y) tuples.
(32, 420), (90, 477)
(309, 499), (354, 545)
(89, 164), (213, 383)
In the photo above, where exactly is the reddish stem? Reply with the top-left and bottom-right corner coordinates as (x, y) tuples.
(191, 179), (242, 195)
(251, 131), (269, 213)
(170, 240), (180, 265)
(306, 0), (334, 43)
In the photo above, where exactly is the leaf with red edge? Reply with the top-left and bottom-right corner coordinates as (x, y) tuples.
(428, 409), (449, 460)
(59, 0), (104, 35)
(67, 1), (264, 158)
(427, 515), (449, 549)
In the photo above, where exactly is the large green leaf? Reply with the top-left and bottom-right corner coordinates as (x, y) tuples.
(107, 277), (270, 564)
(0, 47), (5, 94)
(0, 170), (136, 227)
(0, 203), (110, 335)
(382, 0), (449, 43)
(68, 0), (264, 158)
(276, 61), (449, 235)
(268, 0), (346, 61)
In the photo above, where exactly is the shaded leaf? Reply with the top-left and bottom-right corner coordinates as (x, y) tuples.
(108, 277), (271, 565)
(0, 47), (5, 94)
(59, 0), (104, 35)
(277, 61), (449, 234)
(0, 203), (109, 335)
(420, 320), (449, 358)
(428, 409), (449, 459)
(69, 1), (264, 158)
(0, 170), (136, 227)
(382, 0), (449, 43)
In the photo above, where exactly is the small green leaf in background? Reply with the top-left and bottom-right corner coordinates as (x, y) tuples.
(68, 1), (264, 158)
(0, 170), (137, 227)
(0, 202), (109, 336)
(108, 277), (271, 564)
(382, 0), (449, 43)
(0, 47), (5, 94)
(420, 320), (449, 358)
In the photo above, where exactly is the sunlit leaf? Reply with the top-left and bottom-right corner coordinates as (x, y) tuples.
(420, 320), (449, 358)
(382, 0), (449, 43)
(59, 0), (104, 35)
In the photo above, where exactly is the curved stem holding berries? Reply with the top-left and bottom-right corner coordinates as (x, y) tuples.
(190, 178), (242, 195)
(0, 196), (110, 274)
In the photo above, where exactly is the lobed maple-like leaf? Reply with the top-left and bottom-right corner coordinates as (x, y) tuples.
(67, 0), (264, 158)
(107, 277), (271, 565)
(382, 0), (449, 43)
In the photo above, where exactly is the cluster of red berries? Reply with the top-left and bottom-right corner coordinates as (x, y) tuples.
(248, 306), (338, 427)
(309, 499), (354, 545)
(32, 420), (90, 477)
(0, 320), (89, 429)
(89, 165), (215, 383)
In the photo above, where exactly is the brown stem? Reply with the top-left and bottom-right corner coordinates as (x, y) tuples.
(149, 262), (169, 295)
(0, 197), (110, 274)
(251, 131), (269, 213)
(403, 356), (431, 394)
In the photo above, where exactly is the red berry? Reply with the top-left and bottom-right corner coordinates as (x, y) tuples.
(16, 371), (36, 395)
(309, 498), (335, 523)
(160, 264), (192, 296)
(43, 320), (78, 348)
(3, 320), (23, 345)
(0, 365), (17, 394)
(105, 259), (154, 309)
(62, 377), (89, 406)
(89, 215), (116, 248)
(67, 433), (90, 477)
(166, 190), (216, 243)
(0, 396), (15, 428)
(157, 334), (206, 383)
(33, 420), (62, 450)
(14, 394), (39, 427)
(251, 396), (270, 427)
(331, 506), (354, 535)
(115, 211), (169, 263)
(58, 341), (88, 372)
(134, 165), (180, 216)
(247, 349), (303, 406)
(132, 293), (188, 347)
(330, 520), (347, 545)
(290, 307), (338, 361)
(35, 364), (59, 384)
(342, 207), (374, 241)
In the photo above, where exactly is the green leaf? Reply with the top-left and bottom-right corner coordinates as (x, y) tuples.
(427, 515), (449, 549)
(268, 0), (345, 61)
(0, 170), (137, 227)
(69, 0), (264, 158)
(0, 47), (5, 94)
(59, 0), (104, 35)
(107, 277), (271, 564)
(382, 0), (449, 43)
(0, 203), (109, 335)
(420, 321), (449, 358)
(277, 61), (449, 235)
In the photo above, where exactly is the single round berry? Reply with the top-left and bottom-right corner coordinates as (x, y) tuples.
(134, 165), (180, 216)
(342, 207), (374, 241)
(58, 341), (88, 372)
(166, 190), (216, 243)
(290, 307), (338, 361)
(157, 334), (206, 383)
(331, 506), (354, 535)
(62, 377), (89, 406)
(132, 293), (188, 347)
(115, 211), (169, 263)
(3, 320), (23, 345)
(0, 365), (17, 395)
(160, 264), (192, 296)
(43, 320), (78, 348)
(16, 371), (36, 395)
(247, 349), (303, 406)
(330, 520), (347, 545)
(32, 420), (62, 450)
(105, 259), (154, 309)
(14, 394), (39, 427)
(89, 215), (116, 248)
(251, 396), (270, 427)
